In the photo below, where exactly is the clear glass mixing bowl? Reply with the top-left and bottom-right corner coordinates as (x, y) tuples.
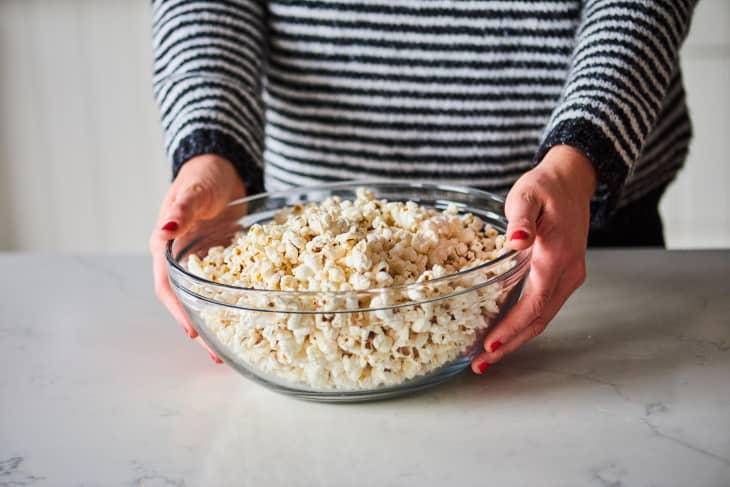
(167, 181), (530, 402)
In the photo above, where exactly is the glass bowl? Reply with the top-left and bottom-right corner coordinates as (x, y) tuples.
(166, 181), (530, 402)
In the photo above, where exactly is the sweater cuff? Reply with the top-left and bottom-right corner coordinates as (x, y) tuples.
(534, 119), (629, 228)
(171, 129), (265, 196)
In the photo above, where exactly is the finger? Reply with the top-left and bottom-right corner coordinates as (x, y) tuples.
(151, 227), (227, 364)
(504, 183), (543, 250)
(151, 239), (199, 339)
(194, 337), (223, 364)
(155, 185), (182, 234)
(490, 256), (559, 346)
(471, 273), (576, 373)
(151, 185), (198, 338)
(161, 182), (215, 237)
(471, 256), (559, 374)
(155, 257), (224, 364)
(154, 243), (224, 364)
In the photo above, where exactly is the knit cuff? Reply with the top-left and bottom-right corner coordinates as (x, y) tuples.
(171, 129), (265, 196)
(534, 119), (629, 228)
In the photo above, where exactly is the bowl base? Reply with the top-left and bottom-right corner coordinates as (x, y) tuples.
(232, 358), (472, 403)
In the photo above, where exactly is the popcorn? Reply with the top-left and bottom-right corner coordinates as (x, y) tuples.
(188, 189), (512, 390)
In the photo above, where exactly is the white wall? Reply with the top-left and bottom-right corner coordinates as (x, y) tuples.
(660, 0), (730, 248)
(1, 0), (728, 252)
(0, 0), (168, 252)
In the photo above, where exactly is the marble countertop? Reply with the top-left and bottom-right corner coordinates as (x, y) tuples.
(1, 250), (729, 486)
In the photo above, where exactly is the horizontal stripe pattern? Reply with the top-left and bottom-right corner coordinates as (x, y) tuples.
(544, 0), (695, 169)
(152, 0), (267, 189)
(152, 0), (696, 224)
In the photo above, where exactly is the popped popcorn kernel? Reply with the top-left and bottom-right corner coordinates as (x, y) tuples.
(188, 188), (512, 390)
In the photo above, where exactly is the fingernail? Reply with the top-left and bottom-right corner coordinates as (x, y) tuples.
(162, 221), (178, 232)
(477, 361), (490, 374)
(510, 230), (528, 241)
(210, 353), (223, 364)
(490, 340), (503, 352)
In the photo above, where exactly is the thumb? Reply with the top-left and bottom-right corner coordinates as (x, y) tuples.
(158, 155), (245, 238)
(504, 184), (542, 250)
(161, 182), (219, 236)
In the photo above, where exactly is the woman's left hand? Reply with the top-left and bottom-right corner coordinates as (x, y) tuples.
(471, 144), (597, 374)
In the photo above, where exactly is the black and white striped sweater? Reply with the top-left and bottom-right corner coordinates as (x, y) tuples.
(152, 0), (696, 225)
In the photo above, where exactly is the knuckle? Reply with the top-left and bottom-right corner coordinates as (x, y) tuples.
(538, 220), (558, 239)
(529, 292), (550, 320)
(529, 318), (548, 338)
(181, 182), (212, 208)
(507, 188), (536, 210)
(519, 189), (538, 206)
(189, 182), (207, 196)
(506, 183), (531, 204)
(504, 321), (522, 339)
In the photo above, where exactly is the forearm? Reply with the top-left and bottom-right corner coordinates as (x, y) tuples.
(151, 0), (267, 194)
(536, 0), (698, 225)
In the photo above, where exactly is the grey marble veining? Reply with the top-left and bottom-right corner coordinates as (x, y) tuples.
(1, 251), (729, 486)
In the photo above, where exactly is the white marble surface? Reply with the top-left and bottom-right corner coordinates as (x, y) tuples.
(1, 251), (729, 486)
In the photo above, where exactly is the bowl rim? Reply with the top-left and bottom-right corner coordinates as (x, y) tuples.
(165, 180), (528, 298)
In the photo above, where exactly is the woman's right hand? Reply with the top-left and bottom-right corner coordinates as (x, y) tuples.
(149, 154), (246, 363)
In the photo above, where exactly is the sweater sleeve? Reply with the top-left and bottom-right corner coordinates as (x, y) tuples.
(535, 0), (697, 225)
(151, 0), (267, 195)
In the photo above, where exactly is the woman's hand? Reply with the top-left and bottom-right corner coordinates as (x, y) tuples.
(471, 145), (597, 374)
(149, 154), (246, 363)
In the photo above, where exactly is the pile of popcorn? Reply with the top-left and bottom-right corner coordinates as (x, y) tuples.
(187, 188), (513, 390)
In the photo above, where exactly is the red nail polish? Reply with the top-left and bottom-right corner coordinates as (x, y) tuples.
(490, 340), (503, 352)
(210, 353), (223, 364)
(510, 230), (528, 241)
(162, 221), (178, 232)
(477, 361), (490, 374)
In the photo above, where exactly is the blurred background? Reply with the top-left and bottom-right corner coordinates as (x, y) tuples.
(0, 0), (728, 253)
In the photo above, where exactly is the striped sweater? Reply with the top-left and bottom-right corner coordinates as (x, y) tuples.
(152, 0), (696, 226)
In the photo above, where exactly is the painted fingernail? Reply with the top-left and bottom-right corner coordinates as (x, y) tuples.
(477, 361), (490, 374)
(162, 221), (178, 232)
(210, 352), (223, 364)
(510, 230), (528, 241)
(180, 324), (194, 338)
(490, 340), (503, 352)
